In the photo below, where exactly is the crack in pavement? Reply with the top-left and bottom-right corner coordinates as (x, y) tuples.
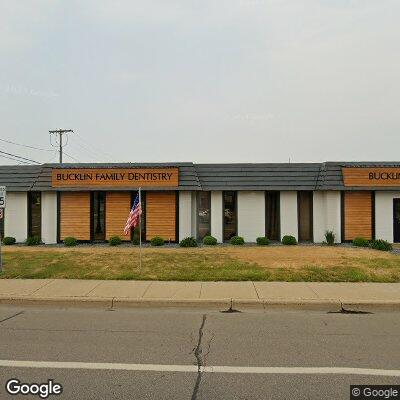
(203, 333), (215, 367)
(191, 314), (207, 400)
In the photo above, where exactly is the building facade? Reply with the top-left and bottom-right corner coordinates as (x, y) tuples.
(1, 162), (400, 244)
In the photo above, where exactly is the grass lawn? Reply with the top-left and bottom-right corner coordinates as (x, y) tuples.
(0, 245), (400, 282)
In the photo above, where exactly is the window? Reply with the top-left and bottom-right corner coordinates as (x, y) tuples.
(131, 191), (146, 242)
(197, 192), (211, 240)
(223, 191), (237, 241)
(298, 191), (313, 242)
(92, 192), (105, 241)
(28, 192), (41, 238)
(265, 191), (280, 240)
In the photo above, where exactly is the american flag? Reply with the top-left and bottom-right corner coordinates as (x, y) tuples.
(124, 192), (142, 235)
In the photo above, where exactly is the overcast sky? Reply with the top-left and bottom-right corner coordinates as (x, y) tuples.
(0, 0), (399, 164)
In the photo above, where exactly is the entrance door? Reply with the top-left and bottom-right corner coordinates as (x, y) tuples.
(394, 199), (400, 243)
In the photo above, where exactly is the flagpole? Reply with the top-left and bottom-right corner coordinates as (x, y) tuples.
(139, 187), (142, 272)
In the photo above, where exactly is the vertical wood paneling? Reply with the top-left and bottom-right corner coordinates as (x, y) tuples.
(298, 191), (313, 242)
(60, 192), (90, 240)
(106, 192), (131, 240)
(344, 191), (372, 240)
(146, 192), (176, 241)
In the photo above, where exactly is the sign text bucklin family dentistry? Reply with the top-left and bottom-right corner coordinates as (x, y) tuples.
(56, 172), (173, 182)
(51, 168), (179, 187)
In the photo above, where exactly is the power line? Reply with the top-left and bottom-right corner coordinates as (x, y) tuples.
(63, 151), (80, 162)
(0, 137), (53, 152)
(44, 150), (59, 163)
(74, 130), (113, 161)
(0, 153), (32, 165)
(68, 141), (102, 162)
(0, 150), (40, 164)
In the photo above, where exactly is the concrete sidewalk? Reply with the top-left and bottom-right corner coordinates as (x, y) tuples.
(1, 279), (400, 310)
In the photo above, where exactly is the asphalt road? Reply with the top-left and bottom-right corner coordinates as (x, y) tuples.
(0, 304), (399, 399)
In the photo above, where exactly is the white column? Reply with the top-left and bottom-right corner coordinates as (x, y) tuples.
(191, 192), (197, 238)
(41, 192), (57, 244)
(313, 191), (341, 243)
(313, 191), (326, 243)
(211, 191), (223, 242)
(178, 191), (192, 241)
(325, 191), (341, 243)
(237, 191), (265, 242)
(375, 192), (400, 242)
(4, 192), (27, 242)
(280, 191), (298, 240)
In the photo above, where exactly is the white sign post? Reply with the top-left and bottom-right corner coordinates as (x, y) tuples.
(0, 186), (6, 272)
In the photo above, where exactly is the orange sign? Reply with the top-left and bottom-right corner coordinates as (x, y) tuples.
(52, 168), (179, 188)
(342, 167), (400, 187)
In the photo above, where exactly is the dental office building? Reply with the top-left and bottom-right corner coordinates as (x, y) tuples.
(1, 162), (400, 244)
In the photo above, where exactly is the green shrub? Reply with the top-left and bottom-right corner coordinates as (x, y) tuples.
(25, 236), (41, 246)
(179, 237), (198, 247)
(352, 237), (369, 247)
(131, 237), (140, 245)
(150, 236), (164, 246)
(281, 235), (297, 245)
(325, 230), (335, 246)
(203, 235), (217, 246)
(2, 237), (16, 245)
(109, 236), (122, 246)
(230, 236), (245, 245)
(256, 236), (269, 246)
(63, 237), (77, 247)
(370, 239), (392, 252)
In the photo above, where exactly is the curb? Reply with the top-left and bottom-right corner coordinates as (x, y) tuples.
(1, 296), (400, 311)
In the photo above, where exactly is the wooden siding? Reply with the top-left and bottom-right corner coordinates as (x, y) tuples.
(343, 167), (400, 187)
(298, 191), (313, 242)
(344, 191), (373, 241)
(146, 192), (176, 241)
(106, 192), (131, 240)
(60, 192), (91, 240)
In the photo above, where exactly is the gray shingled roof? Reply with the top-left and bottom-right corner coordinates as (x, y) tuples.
(0, 165), (43, 191)
(196, 163), (322, 190)
(0, 163), (201, 192)
(1, 162), (400, 191)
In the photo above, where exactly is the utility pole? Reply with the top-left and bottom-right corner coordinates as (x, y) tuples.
(49, 129), (73, 163)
